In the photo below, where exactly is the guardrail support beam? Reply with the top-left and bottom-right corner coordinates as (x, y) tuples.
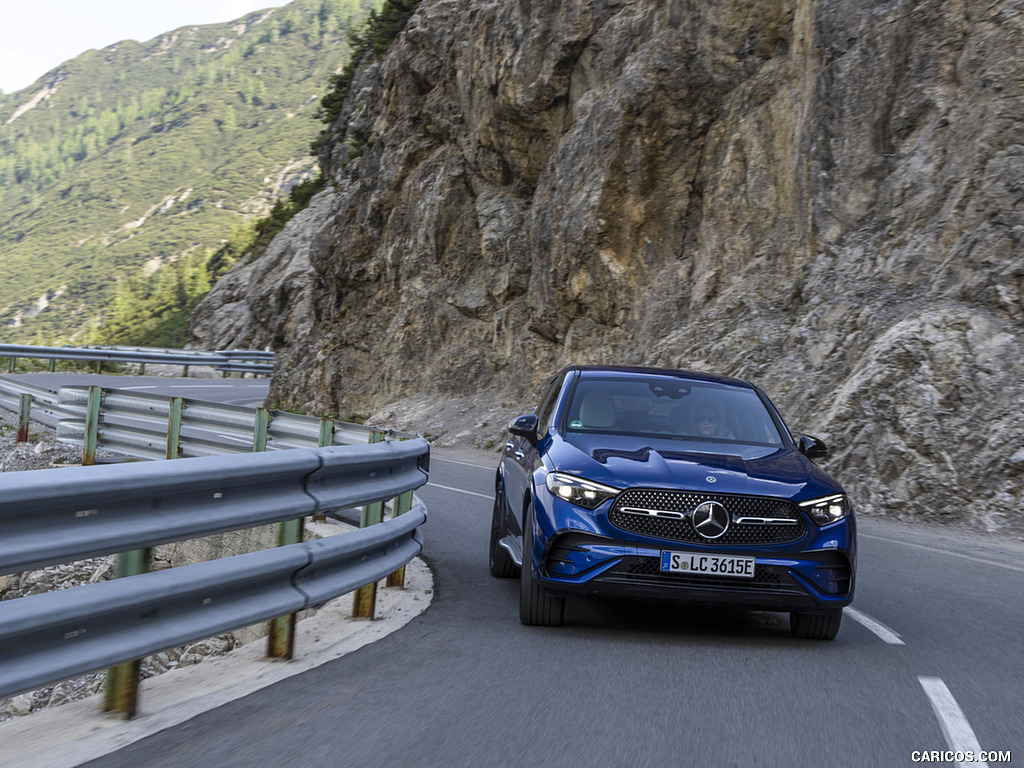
(311, 418), (335, 523)
(387, 490), (414, 588)
(17, 393), (31, 443)
(166, 397), (183, 460)
(264, 407), (303, 658)
(103, 546), (152, 719)
(266, 516), (304, 660)
(103, 660), (143, 719)
(82, 386), (102, 466)
(353, 431), (387, 619)
(252, 407), (269, 452)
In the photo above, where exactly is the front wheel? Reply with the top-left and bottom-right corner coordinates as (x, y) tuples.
(790, 608), (843, 640)
(519, 503), (564, 626)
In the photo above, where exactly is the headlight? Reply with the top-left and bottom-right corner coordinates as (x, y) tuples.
(545, 472), (620, 510)
(798, 494), (848, 525)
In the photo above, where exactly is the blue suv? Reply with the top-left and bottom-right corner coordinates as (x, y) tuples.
(489, 366), (856, 639)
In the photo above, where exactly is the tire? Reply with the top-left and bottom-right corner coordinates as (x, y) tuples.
(518, 502), (564, 626)
(790, 608), (843, 640)
(489, 486), (518, 579)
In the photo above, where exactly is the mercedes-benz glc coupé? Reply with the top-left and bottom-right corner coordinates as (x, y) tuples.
(489, 366), (856, 640)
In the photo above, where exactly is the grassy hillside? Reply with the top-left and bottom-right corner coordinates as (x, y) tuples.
(0, 0), (377, 344)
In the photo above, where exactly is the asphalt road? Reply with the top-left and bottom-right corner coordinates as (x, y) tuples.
(78, 450), (1022, 767)
(9, 372), (1021, 766)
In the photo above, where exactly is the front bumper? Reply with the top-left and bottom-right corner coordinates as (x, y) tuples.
(536, 528), (855, 613)
(528, 480), (856, 613)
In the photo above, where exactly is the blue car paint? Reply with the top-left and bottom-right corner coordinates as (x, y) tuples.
(498, 366), (857, 621)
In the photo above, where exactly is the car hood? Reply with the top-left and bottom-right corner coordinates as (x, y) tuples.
(551, 432), (842, 501)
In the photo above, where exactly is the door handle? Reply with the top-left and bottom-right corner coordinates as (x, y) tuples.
(514, 451), (525, 460)
(505, 442), (514, 451)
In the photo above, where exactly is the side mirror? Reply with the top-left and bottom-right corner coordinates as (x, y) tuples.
(508, 414), (540, 443)
(798, 435), (829, 460)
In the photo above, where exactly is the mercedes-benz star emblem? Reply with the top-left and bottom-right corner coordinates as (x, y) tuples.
(691, 501), (730, 539)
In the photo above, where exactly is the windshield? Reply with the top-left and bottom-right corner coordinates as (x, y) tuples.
(563, 376), (786, 449)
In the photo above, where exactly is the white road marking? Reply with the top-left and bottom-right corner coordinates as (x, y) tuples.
(431, 455), (494, 469)
(861, 533), (1024, 574)
(121, 386), (157, 390)
(919, 677), (988, 767)
(426, 482), (492, 500)
(845, 607), (905, 645)
(169, 385), (233, 389)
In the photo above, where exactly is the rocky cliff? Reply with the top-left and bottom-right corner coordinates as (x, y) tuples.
(189, 0), (1024, 534)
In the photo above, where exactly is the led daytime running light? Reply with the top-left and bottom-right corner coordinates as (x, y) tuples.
(545, 472), (620, 510)
(798, 494), (848, 525)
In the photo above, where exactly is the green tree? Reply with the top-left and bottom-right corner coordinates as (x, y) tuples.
(220, 104), (238, 132)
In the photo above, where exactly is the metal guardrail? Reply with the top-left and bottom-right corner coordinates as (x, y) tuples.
(0, 377), (77, 429)
(0, 438), (428, 573)
(0, 343), (274, 376)
(48, 385), (411, 460)
(0, 370), (429, 716)
(0, 439), (428, 575)
(0, 377), (416, 459)
(0, 439), (429, 701)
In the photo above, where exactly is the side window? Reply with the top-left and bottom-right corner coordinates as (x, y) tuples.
(535, 373), (565, 437)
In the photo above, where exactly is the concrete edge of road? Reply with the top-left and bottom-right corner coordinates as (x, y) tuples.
(0, 557), (434, 768)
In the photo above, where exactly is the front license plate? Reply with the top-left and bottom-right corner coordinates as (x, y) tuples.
(660, 551), (756, 578)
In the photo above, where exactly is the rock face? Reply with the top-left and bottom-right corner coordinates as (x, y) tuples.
(191, 0), (1024, 533)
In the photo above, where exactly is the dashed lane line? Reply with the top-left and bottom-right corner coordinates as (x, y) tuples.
(168, 384), (234, 388)
(431, 455), (494, 470)
(845, 607), (905, 645)
(919, 677), (988, 767)
(425, 482), (493, 500)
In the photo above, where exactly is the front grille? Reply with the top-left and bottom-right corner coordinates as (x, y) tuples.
(605, 557), (794, 591)
(609, 488), (806, 546)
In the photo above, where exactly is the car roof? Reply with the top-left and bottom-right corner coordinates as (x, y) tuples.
(566, 365), (754, 389)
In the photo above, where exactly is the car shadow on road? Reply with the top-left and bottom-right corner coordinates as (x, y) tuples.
(565, 598), (802, 644)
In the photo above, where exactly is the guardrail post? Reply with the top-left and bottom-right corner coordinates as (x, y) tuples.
(81, 386), (102, 466)
(266, 514), (303, 659)
(101, 389), (179, 712)
(103, 547), (152, 719)
(93, 360), (102, 374)
(311, 418), (335, 523)
(353, 431), (387, 619)
(264, 407), (303, 659)
(138, 362), (146, 375)
(90, 382), (149, 717)
(48, 358), (56, 372)
(183, 363), (190, 378)
(6, 357), (15, 373)
(166, 397), (183, 459)
(16, 393), (31, 443)
(386, 490), (414, 588)
(252, 407), (269, 452)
